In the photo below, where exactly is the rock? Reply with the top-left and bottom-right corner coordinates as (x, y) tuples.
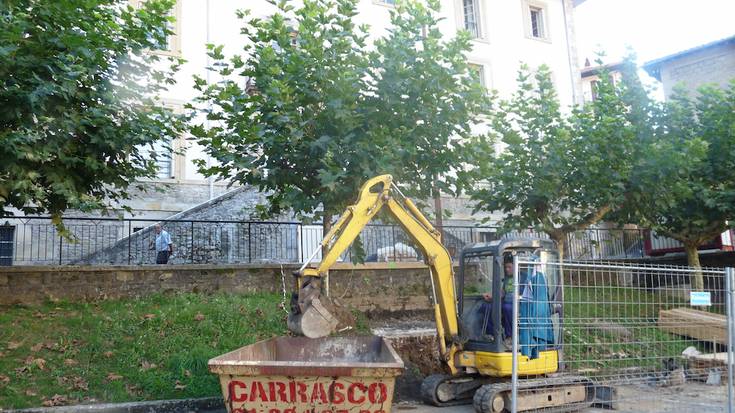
(682, 346), (701, 358)
(667, 367), (686, 387)
(706, 370), (722, 385)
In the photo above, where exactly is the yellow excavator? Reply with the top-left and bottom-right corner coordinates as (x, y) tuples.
(288, 175), (601, 412)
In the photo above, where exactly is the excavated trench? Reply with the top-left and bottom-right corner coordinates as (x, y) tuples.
(369, 317), (447, 402)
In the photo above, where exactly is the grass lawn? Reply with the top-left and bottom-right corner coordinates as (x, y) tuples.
(0, 292), (308, 409)
(562, 285), (704, 374)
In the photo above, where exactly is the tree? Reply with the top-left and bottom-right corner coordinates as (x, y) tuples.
(0, 0), (184, 225)
(467, 64), (638, 261)
(625, 82), (734, 290)
(190, 0), (489, 237)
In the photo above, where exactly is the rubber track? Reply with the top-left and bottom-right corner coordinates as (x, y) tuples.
(472, 375), (596, 413)
(421, 374), (484, 407)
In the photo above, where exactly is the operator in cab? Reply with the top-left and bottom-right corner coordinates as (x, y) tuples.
(479, 254), (516, 346)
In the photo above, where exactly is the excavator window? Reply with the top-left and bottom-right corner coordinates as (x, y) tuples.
(457, 242), (564, 353)
(458, 252), (499, 344)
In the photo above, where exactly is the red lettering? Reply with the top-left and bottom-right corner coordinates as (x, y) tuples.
(249, 381), (269, 402)
(310, 382), (329, 404)
(329, 382), (345, 404)
(228, 381), (248, 403)
(347, 383), (367, 404)
(296, 381), (308, 403)
(268, 381), (288, 402)
(335, 410), (348, 413)
(268, 409), (280, 413)
(283, 409), (295, 413)
(231, 409), (244, 413)
(368, 383), (388, 403)
(359, 410), (370, 413)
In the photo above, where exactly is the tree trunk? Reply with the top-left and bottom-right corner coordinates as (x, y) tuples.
(553, 235), (566, 263)
(433, 184), (444, 241)
(684, 242), (704, 291)
(321, 209), (333, 297)
(550, 233), (566, 281)
(321, 214), (332, 258)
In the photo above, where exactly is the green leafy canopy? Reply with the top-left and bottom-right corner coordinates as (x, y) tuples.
(627, 81), (735, 247)
(0, 0), (186, 222)
(189, 0), (490, 222)
(467, 60), (640, 257)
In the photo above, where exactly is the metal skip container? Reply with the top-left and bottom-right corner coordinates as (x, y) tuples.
(208, 336), (404, 413)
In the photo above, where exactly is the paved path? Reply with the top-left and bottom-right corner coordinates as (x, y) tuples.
(394, 382), (729, 413)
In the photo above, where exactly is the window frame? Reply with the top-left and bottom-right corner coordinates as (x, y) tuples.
(468, 63), (488, 89)
(522, 0), (551, 43)
(455, 0), (488, 42)
(137, 101), (185, 183)
(529, 7), (544, 38)
(589, 79), (600, 101)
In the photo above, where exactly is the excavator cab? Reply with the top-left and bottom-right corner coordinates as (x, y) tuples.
(457, 238), (563, 357)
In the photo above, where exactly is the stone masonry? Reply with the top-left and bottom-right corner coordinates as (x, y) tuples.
(77, 186), (286, 265)
(0, 262), (482, 315)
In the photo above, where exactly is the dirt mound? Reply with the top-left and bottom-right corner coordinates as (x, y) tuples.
(322, 296), (357, 330)
(389, 334), (446, 376)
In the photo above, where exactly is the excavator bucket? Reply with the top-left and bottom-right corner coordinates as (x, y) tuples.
(287, 277), (345, 338)
(287, 297), (339, 338)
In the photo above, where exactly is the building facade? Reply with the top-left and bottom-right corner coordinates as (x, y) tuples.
(579, 60), (623, 104)
(124, 0), (583, 224)
(643, 35), (735, 100)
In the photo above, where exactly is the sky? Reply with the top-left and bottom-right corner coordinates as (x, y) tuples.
(575, 0), (735, 69)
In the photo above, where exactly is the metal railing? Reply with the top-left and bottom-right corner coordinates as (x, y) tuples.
(0, 216), (648, 266)
(506, 259), (733, 412)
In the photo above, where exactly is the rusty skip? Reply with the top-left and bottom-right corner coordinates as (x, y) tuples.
(208, 336), (404, 413)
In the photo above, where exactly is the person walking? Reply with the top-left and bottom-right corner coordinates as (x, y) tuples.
(151, 224), (173, 264)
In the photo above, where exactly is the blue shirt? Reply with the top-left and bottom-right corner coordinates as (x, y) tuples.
(155, 230), (172, 252)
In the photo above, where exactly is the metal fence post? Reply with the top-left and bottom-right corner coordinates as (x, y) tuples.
(299, 223), (304, 263)
(190, 221), (194, 264)
(727, 267), (735, 413)
(511, 255), (520, 413)
(58, 234), (63, 265)
(248, 222), (252, 263)
(127, 220), (132, 265)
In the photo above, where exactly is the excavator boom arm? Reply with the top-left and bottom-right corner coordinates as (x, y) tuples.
(291, 175), (460, 372)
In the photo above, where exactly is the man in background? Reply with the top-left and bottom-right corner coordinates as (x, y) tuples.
(151, 224), (173, 264)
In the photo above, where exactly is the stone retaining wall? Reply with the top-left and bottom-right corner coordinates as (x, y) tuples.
(0, 263), (479, 314)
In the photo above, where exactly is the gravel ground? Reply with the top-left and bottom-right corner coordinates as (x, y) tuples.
(393, 382), (729, 413)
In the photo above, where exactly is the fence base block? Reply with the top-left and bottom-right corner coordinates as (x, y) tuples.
(593, 385), (618, 410)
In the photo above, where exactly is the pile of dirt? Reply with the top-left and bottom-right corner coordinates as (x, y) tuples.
(389, 334), (446, 376)
(390, 334), (448, 402)
(322, 296), (357, 330)
(367, 315), (447, 403)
